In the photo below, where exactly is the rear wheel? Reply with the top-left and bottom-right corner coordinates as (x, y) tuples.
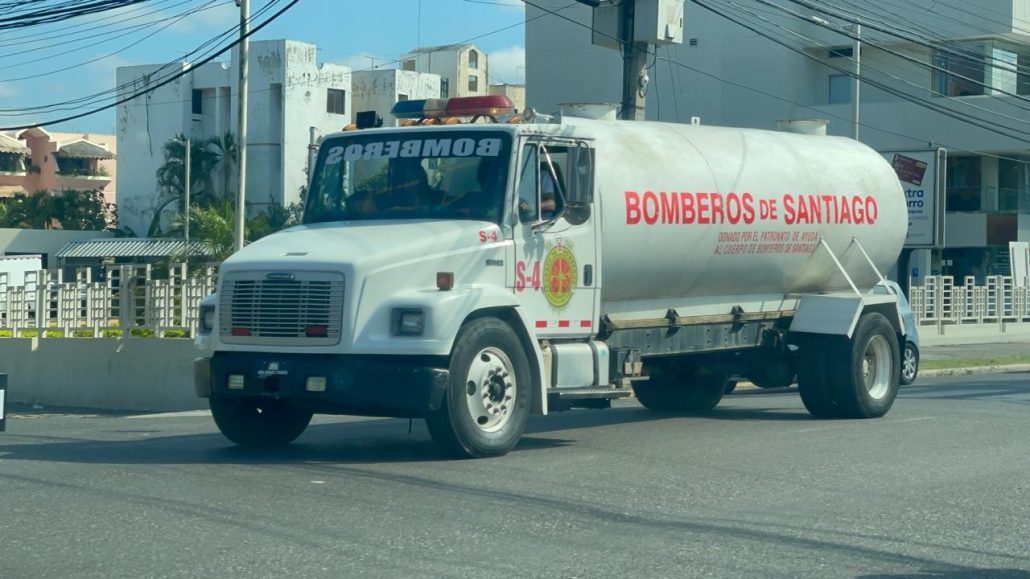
(797, 335), (842, 418)
(210, 398), (312, 447)
(829, 313), (901, 418)
(634, 361), (728, 413)
(425, 317), (531, 458)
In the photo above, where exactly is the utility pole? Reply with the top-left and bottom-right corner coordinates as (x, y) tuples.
(235, 0), (249, 251)
(851, 22), (861, 141)
(183, 138), (191, 251)
(620, 0), (648, 121)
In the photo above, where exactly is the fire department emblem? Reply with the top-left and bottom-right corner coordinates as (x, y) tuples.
(542, 240), (577, 309)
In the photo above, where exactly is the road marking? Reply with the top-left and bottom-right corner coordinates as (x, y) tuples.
(127, 410), (212, 419)
(311, 480), (326, 484)
(791, 416), (935, 433)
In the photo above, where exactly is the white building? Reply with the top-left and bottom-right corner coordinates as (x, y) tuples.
(116, 39), (352, 236)
(401, 44), (489, 99)
(351, 69), (441, 125)
(527, 0), (1030, 283)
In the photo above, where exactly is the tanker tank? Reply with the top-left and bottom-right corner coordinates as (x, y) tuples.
(573, 119), (906, 308)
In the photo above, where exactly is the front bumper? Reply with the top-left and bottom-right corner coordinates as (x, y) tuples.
(195, 352), (450, 418)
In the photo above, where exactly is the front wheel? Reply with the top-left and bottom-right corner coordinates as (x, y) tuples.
(210, 398), (312, 447)
(900, 342), (919, 385)
(425, 317), (532, 458)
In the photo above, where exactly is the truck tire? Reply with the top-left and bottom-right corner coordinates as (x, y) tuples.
(633, 362), (727, 413)
(425, 317), (531, 458)
(210, 398), (313, 447)
(797, 336), (842, 418)
(828, 312), (901, 418)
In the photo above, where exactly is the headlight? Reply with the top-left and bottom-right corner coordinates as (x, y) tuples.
(200, 305), (215, 333)
(393, 309), (424, 336)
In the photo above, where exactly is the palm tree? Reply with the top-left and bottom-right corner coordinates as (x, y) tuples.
(150, 132), (237, 237)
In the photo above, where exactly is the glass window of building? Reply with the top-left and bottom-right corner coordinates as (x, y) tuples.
(998, 157), (1028, 213)
(828, 74), (851, 104)
(327, 89), (346, 115)
(468, 49), (479, 70)
(947, 156), (982, 212)
(468, 74), (479, 93)
(933, 47), (986, 97)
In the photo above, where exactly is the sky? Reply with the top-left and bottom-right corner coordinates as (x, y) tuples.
(0, 0), (528, 134)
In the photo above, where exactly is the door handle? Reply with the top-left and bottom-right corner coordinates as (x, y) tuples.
(584, 264), (593, 286)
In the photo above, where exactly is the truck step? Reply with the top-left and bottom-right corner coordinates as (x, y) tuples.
(547, 386), (633, 401)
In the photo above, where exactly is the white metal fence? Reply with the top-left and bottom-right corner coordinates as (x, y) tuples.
(0, 269), (1020, 338)
(0, 263), (217, 338)
(908, 275), (1030, 329)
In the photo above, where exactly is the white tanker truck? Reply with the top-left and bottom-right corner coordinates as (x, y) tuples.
(193, 97), (909, 458)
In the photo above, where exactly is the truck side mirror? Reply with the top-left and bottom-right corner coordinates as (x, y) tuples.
(562, 201), (591, 225)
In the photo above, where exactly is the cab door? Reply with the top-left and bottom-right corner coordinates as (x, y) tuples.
(510, 139), (598, 337)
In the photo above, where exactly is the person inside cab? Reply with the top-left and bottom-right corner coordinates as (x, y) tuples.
(540, 161), (564, 219)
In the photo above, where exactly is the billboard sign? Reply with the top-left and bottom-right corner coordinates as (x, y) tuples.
(881, 149), (946, 248)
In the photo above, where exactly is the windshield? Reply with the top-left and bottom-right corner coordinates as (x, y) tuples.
(305, 131), (513, 224)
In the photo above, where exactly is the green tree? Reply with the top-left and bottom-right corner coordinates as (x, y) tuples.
(0, 189), (111, 230)
(150, 132), (237, 236)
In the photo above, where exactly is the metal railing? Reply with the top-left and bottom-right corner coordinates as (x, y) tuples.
(0, 263), (217, 338)
(909, 275), (1030, 328)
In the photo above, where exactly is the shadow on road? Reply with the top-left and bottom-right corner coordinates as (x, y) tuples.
(0, 399), (815, 466)
(3, 375), (1023, 466)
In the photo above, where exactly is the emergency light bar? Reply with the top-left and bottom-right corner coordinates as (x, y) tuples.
(391, 95), (515, 120)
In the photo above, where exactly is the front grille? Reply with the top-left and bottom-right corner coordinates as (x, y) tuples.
(219, 272), (344, 345)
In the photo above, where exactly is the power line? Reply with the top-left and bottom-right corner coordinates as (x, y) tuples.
(524, 0), (1030, 156)
(761, 0), (1030, 109)
(0, 0), (279, 117)
(723, 0), (1030, 133)
(0, 0), (153, 30)
(0, 0), (227, 81)
(688, 0), (1030, 146)
(0, 0), (298, 131)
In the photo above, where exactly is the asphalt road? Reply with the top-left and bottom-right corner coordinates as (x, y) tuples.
(1, 374), (1029, 579)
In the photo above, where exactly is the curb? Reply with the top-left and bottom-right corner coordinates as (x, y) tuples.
(919, 363), (1030, 378)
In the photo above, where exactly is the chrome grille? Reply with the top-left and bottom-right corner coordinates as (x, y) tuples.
(219, 272), (344, 345)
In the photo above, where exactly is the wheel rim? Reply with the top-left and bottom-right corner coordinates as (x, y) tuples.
(862, 335), (893, 400)
(902, 345), (917, 382)
(464, 347), (517, 433)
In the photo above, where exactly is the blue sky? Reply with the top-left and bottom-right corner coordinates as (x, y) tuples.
(0, 0), (527, 134)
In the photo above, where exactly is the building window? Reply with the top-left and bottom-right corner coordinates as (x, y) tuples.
(397, 93), (408, 101)
(402, 59), (415, 71)
(468, 49), (479, 70)
(327, 89), (346, 115)
(933, 48), (986, 97)
(440, 78), (449, 98)
(947, 156), (982, 212)
(192, 89), (203, 115)
(468, 74), (479, 93)
(998, 157), (1029, 212)
(828, 74), (851, 104)
(827, 46), (854, 59)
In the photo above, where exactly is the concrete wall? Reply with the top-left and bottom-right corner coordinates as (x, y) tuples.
(0, 338), (202, 412)
(0, 228), (113, 272)
(116, 40), (352, 233)
(352, 70), (441, 125)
